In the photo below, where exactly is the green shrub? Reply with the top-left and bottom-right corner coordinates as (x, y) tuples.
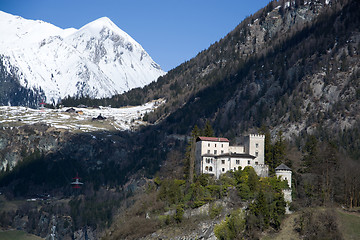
(191, 200), (206, 209)
(214, 209), (245, 239)
(209, 203), (223, 219)
(237, 182), (251, 200)
(207, 184), (228, 199)
(174, 204), (184, 223)
(158, 215), (171, 225)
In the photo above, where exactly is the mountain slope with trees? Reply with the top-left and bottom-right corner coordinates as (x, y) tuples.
(1, 0), (360, 239)
(65, 0), (360, 156)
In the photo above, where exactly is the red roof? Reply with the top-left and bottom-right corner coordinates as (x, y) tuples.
(196, 136), (229, 142)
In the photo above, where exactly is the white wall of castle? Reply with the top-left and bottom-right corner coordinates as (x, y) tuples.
(276, 169), (293, 213)
(196, 140), (230, 175)
(196, 140), (230, 156)
(253, 164), (269, 178)
(196, 135), (267, 179)
(229, 146), (245, 154)
(275, 170), (292, 188)
(246, 134), (265, 165)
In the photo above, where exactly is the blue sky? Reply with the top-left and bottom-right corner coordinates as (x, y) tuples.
(1, 0), (271, 71)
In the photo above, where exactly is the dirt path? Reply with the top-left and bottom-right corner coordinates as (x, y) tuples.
(338, 208), (360, 217)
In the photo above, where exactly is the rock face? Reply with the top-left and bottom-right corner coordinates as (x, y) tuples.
(0, 124), (66, 171)
(0, 11), (165, 105)
(141, 195), (242, 240)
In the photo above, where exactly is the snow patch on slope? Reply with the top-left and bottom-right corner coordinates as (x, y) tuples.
(0, 99), (165, 132)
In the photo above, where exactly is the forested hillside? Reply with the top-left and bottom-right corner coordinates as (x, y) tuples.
(64, 0), (360, 157)
(60, 0), (360, 216)
(1, 0), (360, 239)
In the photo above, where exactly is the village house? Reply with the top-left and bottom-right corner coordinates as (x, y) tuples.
(195, 134), (269, 178)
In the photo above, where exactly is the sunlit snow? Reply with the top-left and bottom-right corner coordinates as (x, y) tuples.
(0, 11), (165, 104)
(0, 99), (164, 132)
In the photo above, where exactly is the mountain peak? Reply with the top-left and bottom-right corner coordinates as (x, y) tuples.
(0, 11), (165, 105)
(82, 16), (116, 30)
(80, 17), (121, 34)
(76, 16), (137, 46)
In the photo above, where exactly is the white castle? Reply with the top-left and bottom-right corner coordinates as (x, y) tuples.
(195, 134), (293, 213)
(195, 134), (269, 178)
(195, 134), (292, 214)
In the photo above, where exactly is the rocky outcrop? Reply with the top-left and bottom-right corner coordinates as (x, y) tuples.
(0, 123), (69, 171)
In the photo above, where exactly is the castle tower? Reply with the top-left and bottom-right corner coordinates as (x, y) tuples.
(275, 163), (292, 214)
(246, 134), (265, 165)
(275, 163), (292, 188)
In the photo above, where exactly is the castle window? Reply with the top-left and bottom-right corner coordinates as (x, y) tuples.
(209, 167), (213, 172)
(221, 144), (223, 148)
(256, 143), (259, 148)
(222, 168), (225, 172)
(205, 166), (209, 171)
(215, 144), (217, 147)
(236, 160), (240, 164)
(208, 143), (210, 147)
(208, 150), (210, 154)
(248, 160), (250, 165)
(214, 150), (217, 154)
(221, 150), (224, 154)
(255, 151), (259, 157)
(221, 160), (225, 164)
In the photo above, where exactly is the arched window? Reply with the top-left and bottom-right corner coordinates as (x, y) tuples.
(209, 166), (213, 172)
(205, 166), (209, 171)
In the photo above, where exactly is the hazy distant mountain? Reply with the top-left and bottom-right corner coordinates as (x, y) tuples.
(0, 11), (165, 106)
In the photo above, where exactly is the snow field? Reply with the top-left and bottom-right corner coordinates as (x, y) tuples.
(0, 99), (164, 132)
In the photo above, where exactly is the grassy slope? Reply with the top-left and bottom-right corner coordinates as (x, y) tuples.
(261, 212), (300, 240)
(0, 230), (43, 240)
(337, 209), (360, 240)
(262, 208), (360, 240)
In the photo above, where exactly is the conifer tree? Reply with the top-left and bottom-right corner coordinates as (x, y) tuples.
(272, 131), (286, 173)
(202, 120), (214, 137)
(184, 125), (201, 183)
(302, 135), (318, 170)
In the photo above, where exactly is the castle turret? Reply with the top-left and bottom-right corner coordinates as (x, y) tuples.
(275, 163), (292, 188)
(275, 163), (292, 214)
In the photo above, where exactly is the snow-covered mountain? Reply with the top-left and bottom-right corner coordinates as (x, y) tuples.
(0, 11), (165, 105)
